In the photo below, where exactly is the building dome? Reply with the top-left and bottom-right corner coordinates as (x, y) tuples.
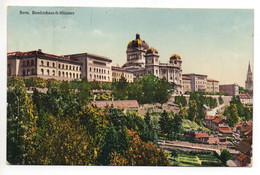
(170, 53), (181, 60)
(146, 47), (158, 54)
(127, 34), (149, 50)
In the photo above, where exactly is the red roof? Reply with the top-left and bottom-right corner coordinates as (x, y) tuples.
(182, 76), (191, 80)
(205, 115), (215, 120)
(237, 153), (247, 162)
(239, 94), (253, 99)
(219, 127), (233, 134)
(194, 132), (209, 138)
(213, 117), (223, 124)
(244, 129), (252, 136)
(8, 50), (80, 63)
(207, 78), (219, 82)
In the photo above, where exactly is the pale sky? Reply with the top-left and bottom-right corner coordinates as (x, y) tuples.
(7, 7), (254, 87)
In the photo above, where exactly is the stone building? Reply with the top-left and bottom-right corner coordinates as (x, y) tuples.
(245, 62), (253, 92)
(122, 34), (183, 94)
(7, 50), (112, 82)
(64, 52), (112, 82)
(182, 75), (191, 94)
(206, 78), (219, 93)
(112, 66), (134, 83)
(182, 73), (207, 92)
(7, 50), (82, 81)
(219, 84), (239, 96)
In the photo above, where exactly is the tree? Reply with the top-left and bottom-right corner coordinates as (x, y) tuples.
(174, 95), (187, 107)
(31, 116), (97, 165)
(159, 110), (170, 136)
(188, 100), (199, 122)
(110, 130), (169, 166)
(144, 111), (151, 125)
(219, 96), (224, 105)
(224, 104), (240, 127)
(244, 106), (253, 121)
(7, 81), (38, 165)
(215, 149), (232, 166)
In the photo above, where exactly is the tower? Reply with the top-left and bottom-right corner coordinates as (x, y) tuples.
(245, 62), (253, 92)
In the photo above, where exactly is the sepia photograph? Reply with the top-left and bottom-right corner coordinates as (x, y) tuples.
(6, 6), (254, 168)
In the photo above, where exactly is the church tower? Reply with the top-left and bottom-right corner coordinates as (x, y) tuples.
(245, 62), (253, 92)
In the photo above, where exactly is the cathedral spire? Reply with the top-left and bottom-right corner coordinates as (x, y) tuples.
(245, 61), (253, 92)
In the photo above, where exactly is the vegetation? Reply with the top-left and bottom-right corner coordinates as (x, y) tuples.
(7, 77), (168, 165)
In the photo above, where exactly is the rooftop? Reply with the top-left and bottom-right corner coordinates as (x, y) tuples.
(207, 78), (219, 82)
(205, 115), (215, 120)
(182, 76), (191, 80)
(91, 100), (139, 109)
(237, 153), (248, 162)
(239, 94), (253, 99)
(212, 117), (223, 124)
(219, 127), (233, 134)
(182, 73), (207, 77)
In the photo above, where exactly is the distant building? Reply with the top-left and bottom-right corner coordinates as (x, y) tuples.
(239, 94), (253, 105)
(7, 50), (82, 81)
(7, 50), (113, 82)
(219, 84), (239, 96)
(206, 78), (219, 93)
(184, 131), (209, 143)
(218, 127), (233, 137)
(182, 76), (191, 93)
(112, 66), (134, 83)
(245, 62), (253, 92)
(122, 34), (183, 94)
(65, 52), (112, 82)
(182, 73), (207, 92)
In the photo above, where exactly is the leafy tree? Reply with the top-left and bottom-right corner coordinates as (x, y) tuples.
(112, 76), (129, 100)
(244, 106), (253, 121)
(110, 130), (169, 166)
(174, 95), (187, 107)
(159, 110), (170, 136)
(32, 116), (97, 165)
(188, 100), (199, 122)
(7, 81), (38, 164)
(215, 149), (232, 166)
(144, 111), (151, 125)
(219, 96), (224, 105)
(224, 104), (240, 127)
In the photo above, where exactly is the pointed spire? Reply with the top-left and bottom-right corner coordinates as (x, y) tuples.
(248, 61), (252, 74)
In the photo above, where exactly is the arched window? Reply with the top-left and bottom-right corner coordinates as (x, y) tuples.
(27, 60), (30, 66)
(73, 73), (75, 78)
(73, 66), (75, 71)
(69, 66), (71, 70)
(90, 67), (92, 72)
(76, 67), (78, 71)
(62, 72), (64, 77)
(66, 65), (68, 69)
(80, 74), (82, 79)
(58, 64), (61, 68)
(76, 73), (78, 79)
(62, 64), (64, 69)
(47, 62), (49, 67)
(59, 71), (61, 76)
(41, 69), (44, 75)
(90, 74), (92, 79)
(31, 60), (34, 65)
(23, 69), (26, 76)
(53, 70), (55, 76)
(66, 72), (68, 77)
(47, 69), (49, 75)
(94, 68), (96, 72)
(70, 72), (72, 77)
(80, 67), (82, 71)
(41, 61), (44, 66)
(53, 62), (55, 67)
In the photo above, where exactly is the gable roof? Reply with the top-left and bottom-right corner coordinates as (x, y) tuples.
(237, 153), (248, 162)
(219, 127), (233, 134)
(213, 117), (223, 124)
(194, 132), (209, 138)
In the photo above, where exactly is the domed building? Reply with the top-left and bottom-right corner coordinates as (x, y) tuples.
(123, 34), (183, 94)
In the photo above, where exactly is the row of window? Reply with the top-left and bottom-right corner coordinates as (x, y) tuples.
(22, 69), (35, 76)
(112, 72), (133, 78)
(40, 60), (81, 71)
(89, 74), (110, 81)
(40, 69), (82, 79)
(23, 59), (34, 66)
(89, 67), (109, 74)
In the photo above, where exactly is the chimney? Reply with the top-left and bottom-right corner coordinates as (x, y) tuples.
(136, 33), (140, 39)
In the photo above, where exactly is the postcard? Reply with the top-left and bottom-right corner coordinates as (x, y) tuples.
(6, 6), (253, 167)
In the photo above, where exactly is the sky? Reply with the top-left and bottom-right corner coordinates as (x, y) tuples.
(7, 7), (254, 87)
